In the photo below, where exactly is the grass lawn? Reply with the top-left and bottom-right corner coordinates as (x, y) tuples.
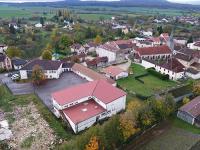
(0, 85), (73, 139)
(117, 64), (176, 97)
(170, 115), (200, 134)
(138, 125), (200, 150)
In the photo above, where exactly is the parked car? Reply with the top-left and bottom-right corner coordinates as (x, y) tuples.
(11, 74), (20, 81)
(5, 73), (12, 77)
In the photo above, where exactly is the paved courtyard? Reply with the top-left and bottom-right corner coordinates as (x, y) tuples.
(34, 72), (87, 110)
(1, 72), (87, 111)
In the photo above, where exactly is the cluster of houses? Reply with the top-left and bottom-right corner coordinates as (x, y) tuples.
(2, 29), (200, 132)
(69, 33), (200, 81)
(177, 16), (200, 25)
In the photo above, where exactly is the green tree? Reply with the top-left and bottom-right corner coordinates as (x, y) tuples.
(103, 116), (123, 149)
(40, 17), (44, 26)
(42, 50), (52, 60)
(138, 104), (155, 128)
(94, 35), (102, 44)
(9, 24), (16, 34)
(60, 35), (72, 49)
(6, 46), (22, 58)
(31, 65), (46, 85)
(187, 36), (193, 44)
(183, 97), (190, 105)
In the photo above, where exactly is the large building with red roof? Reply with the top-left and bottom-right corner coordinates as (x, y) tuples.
(52, 80), (126, 133)
(96, 40), (134, 62)
(135, 45), (172, 60)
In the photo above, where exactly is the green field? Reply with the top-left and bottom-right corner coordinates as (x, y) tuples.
(0, 5), (197, 20)
(0, 5), (55, 19)
(117, 64), (176, 97)
(138, 126), (200, 150)
(137, 116), (200, 150)
(77, 13), (113, 21)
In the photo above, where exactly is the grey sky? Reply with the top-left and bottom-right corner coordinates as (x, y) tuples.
(0, 0), (199, 4)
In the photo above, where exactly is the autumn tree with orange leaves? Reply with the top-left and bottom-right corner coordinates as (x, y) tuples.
(85, 136), (99, 150)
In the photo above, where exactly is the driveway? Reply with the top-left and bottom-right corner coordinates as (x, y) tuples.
(115, 58), (131, 71)
(1, 72), (87, 112)
(34, 72), (87, 111)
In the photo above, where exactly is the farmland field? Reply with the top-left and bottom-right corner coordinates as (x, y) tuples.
(0, 5), (197, 20)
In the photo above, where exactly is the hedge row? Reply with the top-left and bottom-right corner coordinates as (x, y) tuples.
(147, 68), (169, 80)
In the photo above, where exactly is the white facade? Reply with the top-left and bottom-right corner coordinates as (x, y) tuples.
(96, 47), (116, 62)
(187, 42), (200, 50)
(53, 94), (126, 133)
(20, 64), (63, 80)
(139, 53), (172, 60)
(105, 72), (128, 80)
(186, 72), (200, 80)
(140, 59), (184, 80)
(35, 23), (43, 28)
(0, 45), (7, 54)
(141, 59), (156, 69)
(71, 46), (86, 54)
(142, 31), (153, 37)
(155, 65), (184, 80)
(72, 69), (93, 81)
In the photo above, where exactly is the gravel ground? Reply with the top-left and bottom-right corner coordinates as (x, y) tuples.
(8, 102), (57, 150)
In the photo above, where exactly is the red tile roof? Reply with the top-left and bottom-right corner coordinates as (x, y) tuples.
(103, 66), (126, 77)
(179, 96), (200, 118)
(72, 63), (115, 84)
(63, 99), (106, 124)
(149, 37), (160, 43)
(160, 58), (185, 73)
(99, 43), (120, 52)
(136, 45), (172, 56)
(52, 80), (126, 106)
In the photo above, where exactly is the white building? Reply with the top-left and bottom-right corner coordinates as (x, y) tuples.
(72, 63), (116, 85)
(135, 45), (172, 60)
(51, 80), (126, 133)
(187, 41), (200, 50)
(20, 59), (72, 80)
(141, 31), (153, 37)
(12, 58), (27, 70)
(35, 23), (43, 28)
(71, 44), (86, 54)
(103, 66), (128, 80)
(141, 58), (185, 80)
(96, 40), (133, 63)
(0, 45), (8, 54)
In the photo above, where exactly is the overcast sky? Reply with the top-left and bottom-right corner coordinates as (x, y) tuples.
(0, 0), (64, 2)
(0, 0), (199, 4)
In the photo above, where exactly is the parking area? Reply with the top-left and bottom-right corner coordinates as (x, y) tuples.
(34, 72), (87, 110)
(0, 72), (87, 111)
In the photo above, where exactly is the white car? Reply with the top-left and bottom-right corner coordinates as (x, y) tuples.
(11, 74), (20, 81)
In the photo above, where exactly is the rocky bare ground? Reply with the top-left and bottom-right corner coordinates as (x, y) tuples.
(1, 102), (56, 150)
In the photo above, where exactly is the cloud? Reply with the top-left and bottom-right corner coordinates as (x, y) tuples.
(0, 0), (64, 2)
(167, 0), (200, 5)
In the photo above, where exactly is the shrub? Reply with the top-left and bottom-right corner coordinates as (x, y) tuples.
(147, 68), (169, 80)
